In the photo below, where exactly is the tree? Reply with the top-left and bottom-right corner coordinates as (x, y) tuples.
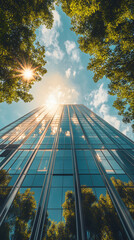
(80, 186), (126, 239)
(0, 170), (11, 211)
(111, 177), (134, 220)
(62, 190), (76, 238)
(48, 176), (134, 239)
(0, 170), (37, 240)
(0, 170), (11, 240)
(43, 191), (76, 240)
(0, 0), (55, 103)
(58, 0), (134, 130)
(56, 222), (67, 240)
(1, 171), (132, 239)
(43, 185), (129, 239)
(81, 187), (96, 234)
(2, 188), (36, 240)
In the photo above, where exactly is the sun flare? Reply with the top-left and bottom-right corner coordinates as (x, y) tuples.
(13, 60), (39, 82)
(23, 68), (33, 80)
(45, 94), (58, 110)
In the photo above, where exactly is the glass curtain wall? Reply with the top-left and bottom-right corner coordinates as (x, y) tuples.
(0, 105), (134, 240)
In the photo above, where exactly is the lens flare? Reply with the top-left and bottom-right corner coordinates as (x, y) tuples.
(46, 95), (57, 106)
(23, 68), (33, 80)
(13, 60), (39, 82)
(45, 94), (59, 111)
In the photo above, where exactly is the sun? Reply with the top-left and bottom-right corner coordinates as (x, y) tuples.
(45, 94), (58, 110)
(13, 60), (39, 82)
(23, 68), (33, 80)
(46, 94), (57, 106)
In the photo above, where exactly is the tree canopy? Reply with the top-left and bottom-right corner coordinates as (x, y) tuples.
(58, 0), (134, 130)
(0, 0), (54, 103)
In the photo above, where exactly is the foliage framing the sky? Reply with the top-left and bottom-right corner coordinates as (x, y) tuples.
(58, 0), (134, 131)
(0, 0), (134, 132)
(0, 0), (55, 103)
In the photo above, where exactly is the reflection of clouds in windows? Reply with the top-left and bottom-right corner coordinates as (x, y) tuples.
(106, 169), (114, 173)
(35, 115), (43, 122)
(37, 167), (47, 172)
(65, 131), (70, 137)
(39, 120), (46, 134)
(71, 114), (79, 125)
(51, 126), (58, 135)
(81, 135), (86, 140)
(2, 134), (9, 140)
(18, 133), (26, 140)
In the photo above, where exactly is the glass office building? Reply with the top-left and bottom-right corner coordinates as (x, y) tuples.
(0, 104), (134, 240)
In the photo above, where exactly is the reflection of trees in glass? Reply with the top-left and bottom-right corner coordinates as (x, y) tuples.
(80, 187), (126, 240)
(0, 171), (36, 240)
(0, 170), (11, 210)
(0, 189), (36, 240)
(62, 191), (76, 238)
(43, 221), (67, 240)
(43, 191), (76, 240)
(12, 189), (36, 240)
(0, 170), (11, 239)
(111, 177), (134, 220)
(0, 170), (133, 239)
(44, 180), (133, 239)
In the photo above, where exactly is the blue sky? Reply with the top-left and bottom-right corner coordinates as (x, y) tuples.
(0, 6), (133, 141)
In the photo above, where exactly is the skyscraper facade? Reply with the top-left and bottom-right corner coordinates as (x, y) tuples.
(0, 105), (134, 240)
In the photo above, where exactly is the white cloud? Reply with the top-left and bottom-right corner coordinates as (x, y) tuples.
(32, 72), (79, 105)
(99, 104), (108, 116)
(71, 49), (80, 62)
(79, 65), (84, 70)
(46, 45), (64, 60)
(64, 40), (80, 62)
(65, 41), (76, 55)
(41, 10), (60, 47)
(65, 68), (71, 79)
(41, 10), (64, 60)
(120, 124), (134, 140)
(73, 71), (76, 77)
(65, 69), (76, 78)
(53, 10), (61, 28)
(99, 104), (120, 130)
(85, 84), (134, 139)
(88, 84), (108, 108)
(122, 126), (130, 136)
(45, 86), (79, 104)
